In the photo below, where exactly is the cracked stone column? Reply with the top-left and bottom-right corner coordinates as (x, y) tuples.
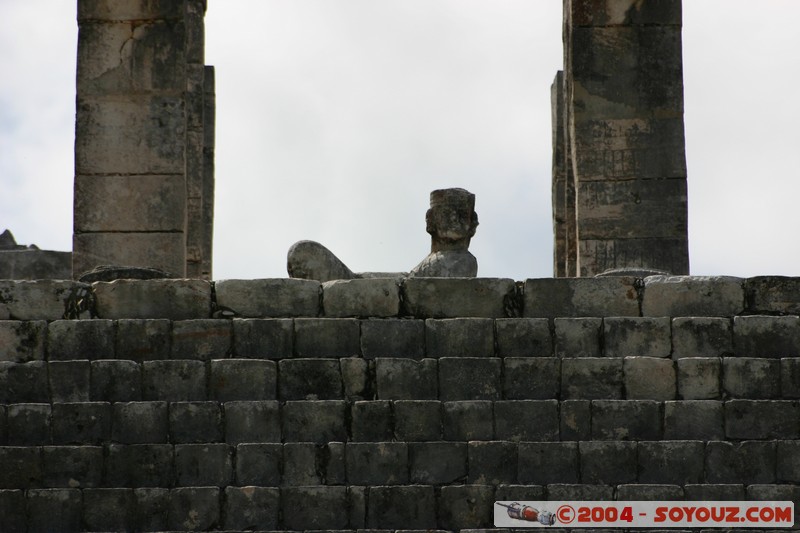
(73, 0), (214, 279)
(555, 0), (689, 276)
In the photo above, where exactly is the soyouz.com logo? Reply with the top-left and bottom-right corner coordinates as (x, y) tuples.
(494, 501), (795, 528)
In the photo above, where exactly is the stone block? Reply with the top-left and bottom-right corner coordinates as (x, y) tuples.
(777, 440), (800, 483)
(232, 318), (293, 358)
(6, 403), (50, 445)
(524, 277), (639, 318)
(133, 487), (169, 532)
(324, 441), (346, 485)
(281, 486), (348, 530)
(591, 399), (661, 440)
(51, 402), (110, 445)
(426, 318), (495, 357)
(409, 441), (467, 483)
(554, 317), (602, 357)
(782, 358), (800, 398)
(42, 445), (103, 488)
(90, 359), (141, 401)
(624, 356), (676, 400)
(168, 487), (220, 531)
(494, 400), (559, 441)
(82, 488), (135, 532)
(604, 317), (671, 357)
(579, 441), (637, 484)
(171, 319), (231, 360)
(74, 175), (186, 232)
(561, 358), (623, 399)
(174, 443), (232, 487)
(0, 447), (42, 489)
(224, 486), (280, 531)
(723, 357), (780, 399)
(73, 232), (187, 277)
(467, 440), (517, 485)
(546, 483), (613, 501)
(443, 401), (493, 440)
(437, 484), (495, 530)
(676, 357), (721, 400)
(112, 401), (168, 444)
(0, 281), (91, 321)
(282, 400), (346, 443)
(569, 0), (682, 26)
(93, 279), (211, 320)
(503, 358), (560, 399)
(26, 489), (82, 533)
(367, 485), (437, 529)
(235, 443), (282, 486)
(637, 441), (704, 484)
(616, 484), (684, 501)
(560, 399), (591, 440)
(0, 320), (46, 362)
(394, 400), (442, 441)
(733, 315), (800, 357)
(376, 358), (437, 400)
(725, 400), (800, 439)
(169, 402), (222, 444)
(224, 401), (281, 444)
(0, 406), (4, 445)
(360, 319), (425, 359)
(279, 358), (342, 400)
(77, 1), (183, 21)
(210, 359), (276, 401)
(215, 278), (320, 318)
(115, 319), (170, 361)
(0, 490), (26, 532)
(518, 441), (579, 484)
(322, 278), (400, 317)
(746, 276), (800, 315)
(495, 318), (552, 357)
(439, 357), (501, 401)
(683, 483), (745, 500)
(74, 94), (184, 175)
(346, 442), (408, 485)
(642, 276), (744, 317)
(664, 400), (724, 440)
(0, 361), (48, 403)
(403, 277), (517, 318)
(49, 361), (91, 402)
(341, 357), (368, 399)
(705, 441), (776, 484)
(294, 318), (360, 357)
(106, 444), (173, 487)
(351, 401), (393, 442)
(0, 249), (71, 281)
(282, 442), (322, 486)
(142, 360), (207, 401)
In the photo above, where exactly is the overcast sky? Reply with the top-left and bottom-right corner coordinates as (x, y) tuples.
(1, 1), (798, 280)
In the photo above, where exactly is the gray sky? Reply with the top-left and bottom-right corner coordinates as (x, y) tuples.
(2, 1), (798, 280)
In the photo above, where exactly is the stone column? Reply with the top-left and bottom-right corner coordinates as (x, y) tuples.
(556, 0), (689, 276)
(73, 0), (214, 279)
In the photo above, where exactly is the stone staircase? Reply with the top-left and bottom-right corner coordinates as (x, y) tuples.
(0, 275), (799, 531)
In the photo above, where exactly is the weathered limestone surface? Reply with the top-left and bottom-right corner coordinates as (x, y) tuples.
(322, 278), (400, 318)
(215, 279), (320, 318)
(0, 280), (91, 320)
(93, 279), (211, 320)
(555, 0), (689, 276)
(524, 277), (639, 318)
(404, 278), (516, 318)
(73, 0), (214, 279)
(642, 275), (744, 316)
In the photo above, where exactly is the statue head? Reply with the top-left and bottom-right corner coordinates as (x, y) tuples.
(425, 188), (479, 252)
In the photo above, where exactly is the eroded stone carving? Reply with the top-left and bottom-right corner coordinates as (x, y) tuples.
(287, 188), (479, 281)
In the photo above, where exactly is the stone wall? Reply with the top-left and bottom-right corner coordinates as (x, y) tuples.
(0, 276), (799, 531)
